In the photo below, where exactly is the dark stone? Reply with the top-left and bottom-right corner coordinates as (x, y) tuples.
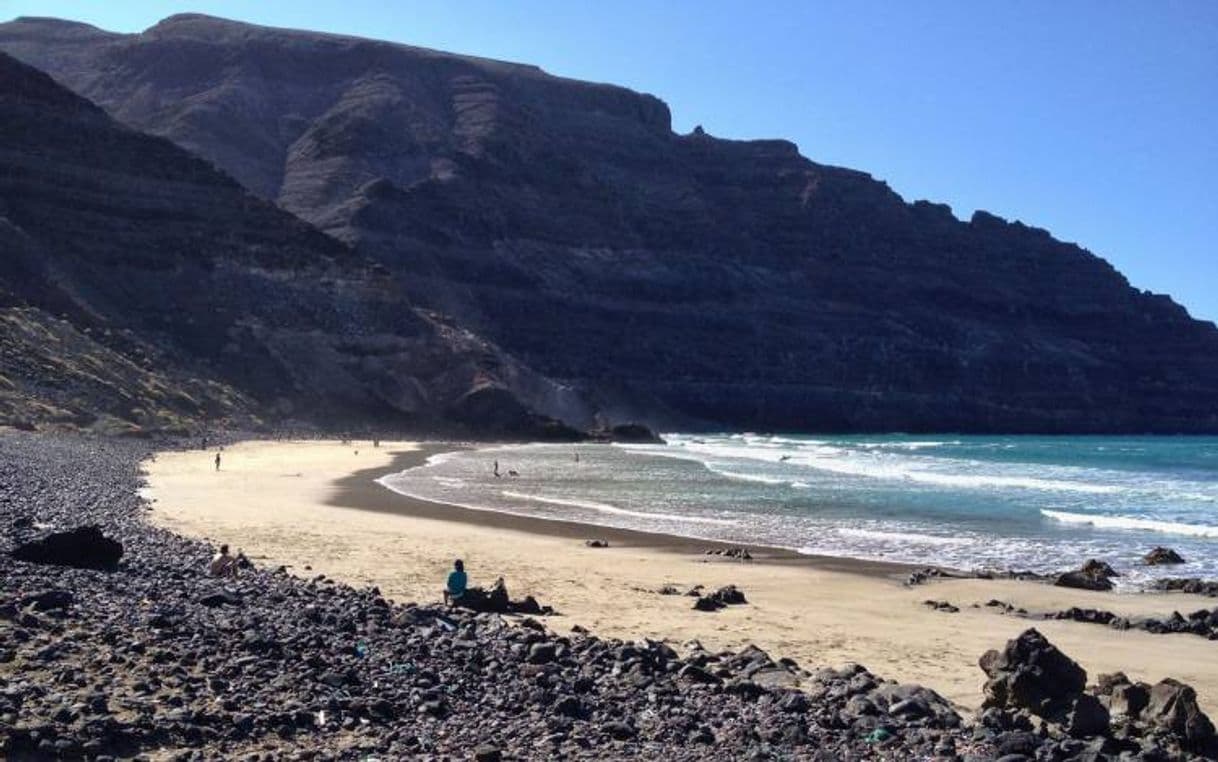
(997, 731), (1040, 756)
(1095, 673), (1150, 718)
(198, 591), (242, 608)
(554, 695), (586, 719)
(777, 691), (809, 714)
(473, 745), (502, 762)
(603, 721), (635, 740)
(1080, 559), (1120, 578)
(678, 664), (722, 685)
(1144, 547), (1186, 565)
(709, 585), (747, 605)
(10, 526), (123, 570)
(19, 590), (73, 611)
(1067, 694), (1110, 738)
(584, 539), (608, 548)
(923, 600), (959, 613)
(456, 578), (555, 615)
(980, 628), (1087, 719)
(705, 547), (753, 561)
(1143, 679), (1216, 750)
(1054, 560), (1116, 592)
(527, 643), (557, 665)
(1152, 578), (1218, 597)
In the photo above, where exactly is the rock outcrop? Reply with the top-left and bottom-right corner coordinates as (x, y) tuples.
(1154, 578), (1218, 597)
(4, 14), (1218, 433)
(1055, 559), (1120, 591)
(1145, 547), (1187, 565)
(0, 50), (588, 434)
(980, 628), (1087, 719)
(982, 629), (1218, 756)
(10, 526), (123, 570)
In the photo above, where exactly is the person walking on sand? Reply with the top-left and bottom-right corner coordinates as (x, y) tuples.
(214, 452), (221, 471)
(444, 559), (468, 606)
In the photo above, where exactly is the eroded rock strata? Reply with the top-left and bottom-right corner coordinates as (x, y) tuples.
(0, 50), (586, 435)
(3, 14), (1217, 432)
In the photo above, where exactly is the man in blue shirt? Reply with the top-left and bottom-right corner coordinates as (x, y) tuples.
(444, 559), (468, 606)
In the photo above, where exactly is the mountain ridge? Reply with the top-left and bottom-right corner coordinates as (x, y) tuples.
(0, 49), (593, 435)
(3, 14), (1217, 433)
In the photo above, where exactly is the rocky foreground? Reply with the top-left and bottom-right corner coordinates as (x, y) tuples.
(2, 431), (1216, 760)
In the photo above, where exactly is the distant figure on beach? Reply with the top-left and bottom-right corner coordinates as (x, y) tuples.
(493, 460), (500, 478)
(210, 544), (238, 578)
(373, 439), (380, 448)
(444, 559), (467, 606)
(575, 452), (580, 463)
(214, 452), (221, 471)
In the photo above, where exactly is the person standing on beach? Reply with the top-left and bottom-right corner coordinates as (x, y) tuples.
(493, 459), (500, 478)
(214, 452), (221, 471)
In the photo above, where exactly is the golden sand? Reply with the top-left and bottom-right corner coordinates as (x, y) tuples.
(143, 439), (1218, 713)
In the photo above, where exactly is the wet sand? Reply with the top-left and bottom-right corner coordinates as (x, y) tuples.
(143, 439), (1218, 712)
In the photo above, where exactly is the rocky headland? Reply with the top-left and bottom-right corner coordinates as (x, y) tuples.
(3, 14), (1218, 433)
(0, 50), (589, 439)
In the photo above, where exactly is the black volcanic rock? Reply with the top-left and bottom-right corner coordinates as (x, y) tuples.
(1145, 546), (1186, 565)
(979, 628), (1086, 719)
(1054, 559), (1118, 591)
(10, 526), (123, 570)
(3, 14), (1218, 432)
(0, 50), (588, 433)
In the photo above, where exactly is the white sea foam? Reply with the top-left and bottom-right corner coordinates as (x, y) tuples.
(379, 436), (1218, 586)
(853, 440), (961, 450)
(646, 441), (1121, 495)
(501, 491), (736, 525)
(1041, 509), (1218, 538)
(714, 470), (788, 485)
(835, 528), (971, 546)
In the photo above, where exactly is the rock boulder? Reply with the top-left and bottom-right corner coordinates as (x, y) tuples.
(980, 628), (1087, 719)
(10, 525), (123, 570)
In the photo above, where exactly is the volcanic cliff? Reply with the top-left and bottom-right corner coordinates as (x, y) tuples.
(0, 49), (589, 435)
(3, 14), (1218, 432)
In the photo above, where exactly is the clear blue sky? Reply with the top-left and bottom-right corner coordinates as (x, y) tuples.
(5, 1), (1216, 321)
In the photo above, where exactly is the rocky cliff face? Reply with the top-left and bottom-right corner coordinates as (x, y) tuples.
(4, 14), (1218, 432)
(0, 50), (590, 434)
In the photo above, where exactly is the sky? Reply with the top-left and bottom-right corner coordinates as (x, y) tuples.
(4, 1), (1216, 321)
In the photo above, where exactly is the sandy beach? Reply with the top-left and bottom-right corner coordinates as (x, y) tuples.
(143, 439), (1218, 714)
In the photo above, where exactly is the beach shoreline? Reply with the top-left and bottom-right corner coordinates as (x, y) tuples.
(332, 442), (922, 579)
(143, 438), (1218, 713)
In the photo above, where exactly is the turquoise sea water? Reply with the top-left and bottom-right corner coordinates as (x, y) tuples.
(378, 434), (1218, 588)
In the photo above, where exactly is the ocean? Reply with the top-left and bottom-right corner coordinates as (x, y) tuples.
(378, 434), (1218, 589)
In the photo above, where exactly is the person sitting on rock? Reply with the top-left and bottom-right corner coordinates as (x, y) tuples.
(209, 544), (239, 578)
(444, 559), (467, 606)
